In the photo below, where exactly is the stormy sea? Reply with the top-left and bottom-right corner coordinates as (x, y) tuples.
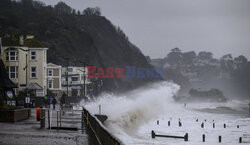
(81, 82), (250, 145)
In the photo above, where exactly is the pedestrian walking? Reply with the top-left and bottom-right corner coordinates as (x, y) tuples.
(47, 95), (50, 109)
(52, 98), (57, 110)
(60, 93), (66, 115)
(44, 95), (48, 108)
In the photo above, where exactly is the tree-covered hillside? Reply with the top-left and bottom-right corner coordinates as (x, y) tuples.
(151, 48), (250, 99)
(0, 0), (156, 93)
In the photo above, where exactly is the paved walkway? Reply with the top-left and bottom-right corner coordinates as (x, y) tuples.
(0, 107), (90, 145)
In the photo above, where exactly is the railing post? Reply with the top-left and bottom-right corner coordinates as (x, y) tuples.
(82, 108), (84, 133)
(40, 109), (45, 128)
(86, 113), (88, 126)
(47, 109), (50, 129)
(60, 110), (62, 127)
(57, 110), (59, 132)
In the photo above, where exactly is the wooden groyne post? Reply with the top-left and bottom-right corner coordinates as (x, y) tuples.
(151, 130), (188, 141)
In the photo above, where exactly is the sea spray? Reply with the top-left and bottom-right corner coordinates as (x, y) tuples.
(82, 81), (180, 134)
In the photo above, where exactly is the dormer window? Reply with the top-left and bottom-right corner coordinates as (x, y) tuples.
(31, 51), (36, 60)
(48, 69), (53, 76)
(6, 51), (18, 61)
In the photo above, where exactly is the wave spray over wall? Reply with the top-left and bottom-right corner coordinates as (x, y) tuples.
(82, 81), (180, 139)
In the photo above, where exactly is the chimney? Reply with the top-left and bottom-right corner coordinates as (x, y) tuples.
(19, 35), (24, 45)
(26, 35), (34, 39)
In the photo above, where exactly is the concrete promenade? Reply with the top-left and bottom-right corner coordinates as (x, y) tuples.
(0, 106), (90, 145)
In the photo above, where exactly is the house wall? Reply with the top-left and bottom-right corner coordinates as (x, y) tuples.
(46, 63), (62, 97)
(1, 46), (47, 97)
(28, 48), (47, 96)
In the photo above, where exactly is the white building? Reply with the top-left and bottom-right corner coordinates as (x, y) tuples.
(61, 66), (91, 97)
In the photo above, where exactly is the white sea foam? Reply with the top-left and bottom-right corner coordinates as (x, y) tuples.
(80, 81), (250, 144)
(82, 81), (180, 133)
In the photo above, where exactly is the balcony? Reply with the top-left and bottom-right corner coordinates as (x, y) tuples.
(71, 81), (80, 85)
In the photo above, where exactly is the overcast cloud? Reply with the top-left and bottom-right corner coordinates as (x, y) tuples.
(41, 0), (250, 59)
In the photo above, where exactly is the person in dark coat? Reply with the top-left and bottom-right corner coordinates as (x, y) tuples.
(52, 98), (57, 110)
(60, 93), (66, 109)
(44, 95), (48, 108)
(60, 93), (66, 115)
(47, 96), (50, 109)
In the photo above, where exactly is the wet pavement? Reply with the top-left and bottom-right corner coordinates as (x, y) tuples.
(0, 106), (90, 145)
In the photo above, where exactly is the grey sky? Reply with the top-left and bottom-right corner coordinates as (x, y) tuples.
(41, 0), (250, 59)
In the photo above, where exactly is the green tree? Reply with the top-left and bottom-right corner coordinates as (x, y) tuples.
(183, 51), (196, 65)
(166, 48), (183, 65)
(198, 51), (213, 60)
(17, 89), (35, 97)
(234, 55), (248, 68)
(54, 1), (72, 14)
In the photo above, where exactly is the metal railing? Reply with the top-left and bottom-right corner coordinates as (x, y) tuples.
(39, 107), (124, 145)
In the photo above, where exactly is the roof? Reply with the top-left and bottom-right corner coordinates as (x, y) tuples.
(0, 60), (18, 88)
(2, 36), (20, 46)
(2, 35), (46, 48)
(47, 63), (62, 68)
(24, 38), (45, 48)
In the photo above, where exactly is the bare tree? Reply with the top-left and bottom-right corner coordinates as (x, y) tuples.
(82, 7), (101, 16)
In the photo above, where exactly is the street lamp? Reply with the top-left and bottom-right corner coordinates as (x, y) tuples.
(62, 57), (70, 97)
(17, 48), (30, 107)
(79, 61), (88, 99)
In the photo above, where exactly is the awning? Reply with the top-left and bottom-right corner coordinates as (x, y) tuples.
(27, 83), (43, 90)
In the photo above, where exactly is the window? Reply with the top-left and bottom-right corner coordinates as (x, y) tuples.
(31, 67), (37, 78)
(31, 51), (36, 60)
(72, 77), (78, 81)
(6, 51), (18, 61)
(48, 80), (53, 89)
(48, 69), (53, 76)
(67, 68), (73, 72)
(7, 66), (18, 79)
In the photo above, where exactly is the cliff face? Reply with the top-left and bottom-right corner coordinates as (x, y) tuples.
(0, 0), (155, 93)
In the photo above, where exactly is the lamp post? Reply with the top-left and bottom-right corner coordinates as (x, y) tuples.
(97, 79), (103, 96)
(79, 61), (88, 99)
(18, 48), (29, 107)
(83, 63), (86, 98)
(62, 57), (70, 97)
